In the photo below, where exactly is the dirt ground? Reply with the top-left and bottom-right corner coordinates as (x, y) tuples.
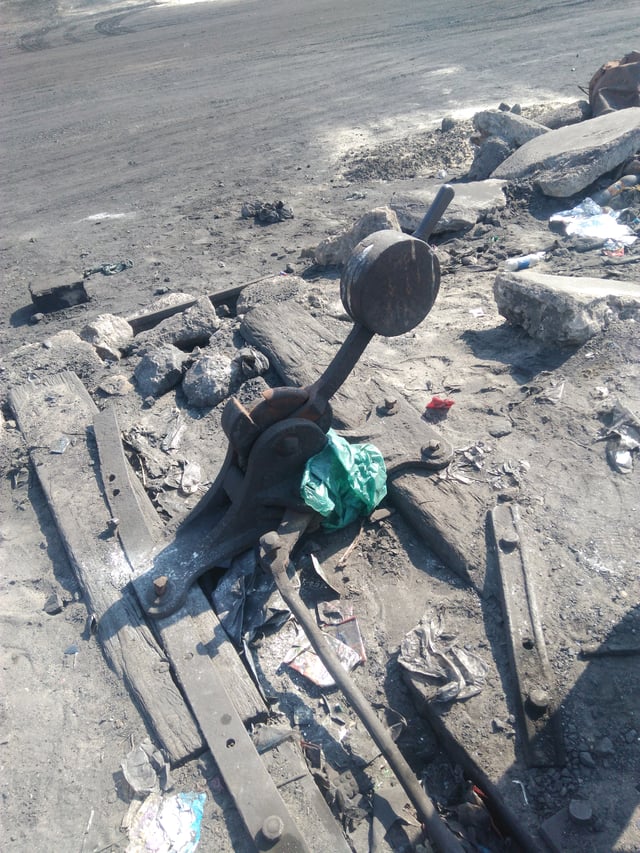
(2, 4), (640, 853)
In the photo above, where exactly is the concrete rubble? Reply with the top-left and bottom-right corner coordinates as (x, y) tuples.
(494, 269), (640, 345)
(390, 179), (507, 234)
(80, 313), (134, 361)
(313, 207), (401, 266)
(134, 344), (187, 397)
(493, 107), (640, 197)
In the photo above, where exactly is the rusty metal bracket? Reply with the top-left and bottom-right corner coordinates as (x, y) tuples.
(490, 503), (565, 767)
(133, 187), (455, 619)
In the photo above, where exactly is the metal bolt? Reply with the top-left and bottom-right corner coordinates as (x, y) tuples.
(153, 575), (169, 598)
(421, 440), (440, 456)
(261, 814), (284, 842)
(528, 688), (550, 710)
(569, 798), (593, 825)
(499, 532), (519, 551)
(259, 531), (281, 561)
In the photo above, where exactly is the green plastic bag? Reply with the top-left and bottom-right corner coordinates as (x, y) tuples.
(300, 429), (387, 530)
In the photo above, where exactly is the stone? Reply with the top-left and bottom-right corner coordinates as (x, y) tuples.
(492, 108), (640, 197)
(134, 345), (185, 397)
(133, 295), (221, 352)
(43, 592), (64, 615)
(473, 109), (549, 147)
(97, 374), (134, 396)
(441, 116), (456, 132)
(595, 736), (615, 756)
(182, 352), (233, 407)
(537, 99), (591, 130)
(391, 180), (507, 234)
(80, 313), (134, 360)
(578, 750), (596, 768)
(493, 269), (640, 345)
(468, 137), (513, 181)
(236, 274), (307, 313)
(313, 207), (401, 267)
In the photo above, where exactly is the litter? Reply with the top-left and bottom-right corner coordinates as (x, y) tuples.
(549, 198), (637, 246)
(83, 259), (134, 277)
(399, 613), (487, 702)
(126, 791), (206, 853)
(300, 429), (387, 530)
(593, 175), (640, 207)
(504, 251), (546, 271)
(598, 401), (640, 474)
(284, 617), (366, 688)
(285, 631), (362, 687)
(426, 396), (455, 410)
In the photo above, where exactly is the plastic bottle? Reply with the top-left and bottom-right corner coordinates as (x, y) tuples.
(504, 251), (546, 271)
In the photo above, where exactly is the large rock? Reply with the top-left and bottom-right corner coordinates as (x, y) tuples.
(473, 110), (549, 147)
(134, 345), (186, 397)
(314, 207), (401, 267)
(80, 313), (134, 361)
(493, 269), (640, 345)
(391, 180), (507, 234)
(536, 99), (591, 130)
(236, 274), (307, 313)
(468, 138), (513, 181)
(182, 352), (233, 408)
(492, 108), (640, 197)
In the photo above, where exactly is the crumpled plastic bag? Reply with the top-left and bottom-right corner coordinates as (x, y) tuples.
(300, 429), (387, 530)
(126, 791), (206, 853)
(549, 198), (637, 245)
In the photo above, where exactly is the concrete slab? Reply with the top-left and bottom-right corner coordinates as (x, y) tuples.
(492, 108), (640, 197)
(391, 179), (507, 234)
(493, 268), (640, 345)
(473, 109), (549, 147)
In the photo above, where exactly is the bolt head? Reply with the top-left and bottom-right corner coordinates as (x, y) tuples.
(153, 575), (169, 597)
(261, 814), (284, 841)
(528, 688), (550, 710)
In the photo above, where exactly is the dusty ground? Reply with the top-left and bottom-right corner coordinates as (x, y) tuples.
(2, 2), (640, 852)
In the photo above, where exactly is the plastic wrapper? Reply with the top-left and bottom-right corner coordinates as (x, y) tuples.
(300, 429), (387, 530)
(549, 198), (637, 245)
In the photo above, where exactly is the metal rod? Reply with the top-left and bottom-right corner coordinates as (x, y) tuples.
(260, 513), (464, 853)
(412, 184), (455, 242)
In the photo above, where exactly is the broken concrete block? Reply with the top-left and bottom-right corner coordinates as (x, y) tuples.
(314, 207), (401, 267)
(29, 270), (89, 313)
(182, 352), (233, 408)
(391, 180), (507, 234)
(492, 108), (640, 197)
(80, 313), (134, 361)
(493, 269), (640, 345)
(1, 330), (103, 405)
(473, 109), (549, 147)
(134, 345), (186, 397)
(236, 275), (307, 314)
(133, 296), (221, 352)
(97, 374), (134, 396)
(468, 138), (513, 181)
(536, 99), (591, 130)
